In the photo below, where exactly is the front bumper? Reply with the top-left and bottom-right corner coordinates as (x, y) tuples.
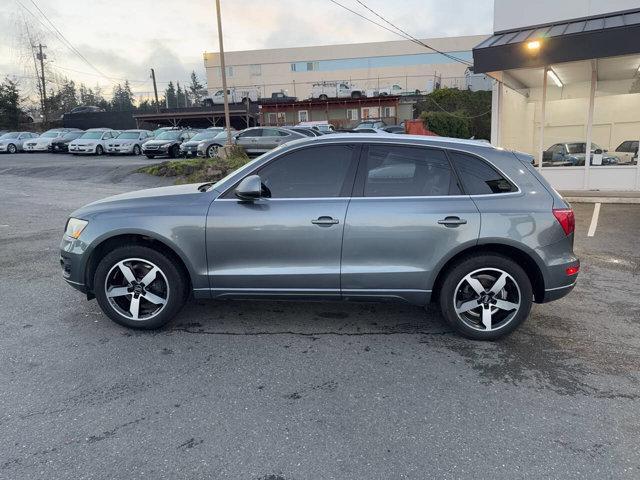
(25, 144), (48, 151)
(142, 147), (169, 156)
(181, 146), (198, 156)
(60, 235), (89, 295)
(69, 145), (96, 154)
(106, 145), (135, 154)
(49, 144), (69, 153)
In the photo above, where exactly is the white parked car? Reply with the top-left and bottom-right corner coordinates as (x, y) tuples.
(366, 84), (407, 97)
(68, 128), (118, 155)
(202, 87), (260, 106)
(296, 121), (335, 133)
(23, 129), (80, 152)
(310, 81), (364, 100)
(0, 132), (39, 153)
(106, 129), (153, 156)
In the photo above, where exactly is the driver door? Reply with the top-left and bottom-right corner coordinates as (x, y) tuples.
(206, 144), (359, 299)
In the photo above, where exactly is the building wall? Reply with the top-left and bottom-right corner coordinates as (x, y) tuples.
(203, 35), (487, 100)
(493, 0), (640, 32)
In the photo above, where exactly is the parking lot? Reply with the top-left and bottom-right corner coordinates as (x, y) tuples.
(1, 153), (639, 479)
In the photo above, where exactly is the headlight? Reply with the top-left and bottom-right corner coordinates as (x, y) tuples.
(65, 218), (88, 239)
(160, 144), (170, 150)
(87, 143), (96, 147)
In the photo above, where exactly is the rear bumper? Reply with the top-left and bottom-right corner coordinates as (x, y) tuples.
(540, 278), (577, 302)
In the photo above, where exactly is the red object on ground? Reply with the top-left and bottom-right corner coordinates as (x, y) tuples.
(404, 119), (438, 136)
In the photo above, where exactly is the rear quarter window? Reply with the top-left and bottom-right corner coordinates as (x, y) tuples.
(449, 151), (515, 195)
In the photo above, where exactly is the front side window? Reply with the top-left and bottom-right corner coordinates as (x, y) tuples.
(298, 110), (308, 123)
(239, 129), (262, 138)
(449, 151), (515, 195)
(362, 145), (457, 197)
(257, 145), (356, 198)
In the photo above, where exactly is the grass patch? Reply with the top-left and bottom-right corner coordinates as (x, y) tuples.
(138, 148), (250, 184)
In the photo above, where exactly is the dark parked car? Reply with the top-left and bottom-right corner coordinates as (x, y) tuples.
(69, 106), (105, 114)
(542, 142), (619, 166)
(60, 135), (579, 340)
(49, 131), (85, 153)
(381, 125), (406, 134)
(142, 129), (198, 159)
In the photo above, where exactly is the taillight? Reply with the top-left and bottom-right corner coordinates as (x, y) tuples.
(566, 265), (579, 276)
(553, 208), (575, 236)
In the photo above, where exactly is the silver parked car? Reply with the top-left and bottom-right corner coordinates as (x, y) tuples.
(106, 130), (153, 156)
(60, 134), (579, 340)
(196, 129), (238, 158)
(180, 128), (225, 157)
(24, 128), (81, 152)
(68, 128), (119, 155)
(234, 127), (306, 155)
(0, 131), (39, 153)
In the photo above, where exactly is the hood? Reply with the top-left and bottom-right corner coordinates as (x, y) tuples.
(144, 139), (175, 146)
(53, 138), (74, 145)
(71, 183), (213, 218)
(112, 139), (135, 145)
(35, 137), (56, 146)
(181, 140), (201, 148)
(71, 138), (102, 146)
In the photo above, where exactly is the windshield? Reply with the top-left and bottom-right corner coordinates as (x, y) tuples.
(214, 131), (233, 139)
(155, 131), (181, 140)
(80, 131), (105, 139)
(62, 132), (81, 140)
(0, 132), (20, 139)
(190, 131), (216, 141)
(41, 131), (61, 138)
(117, 132), (141, 139)
(567, 143), (602, 154)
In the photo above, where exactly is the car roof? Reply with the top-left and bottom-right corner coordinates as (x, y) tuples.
(282, 133), (497, 149)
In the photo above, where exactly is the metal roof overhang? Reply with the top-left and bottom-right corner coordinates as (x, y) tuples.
(473, 9), (640, 73)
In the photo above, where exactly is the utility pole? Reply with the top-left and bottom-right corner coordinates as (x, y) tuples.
(35, 44), (47, 122)
(150, 68), (160, 112)
(215, 0), (233, 147)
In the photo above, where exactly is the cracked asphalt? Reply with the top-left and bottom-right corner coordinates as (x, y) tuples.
(1, 153), (639, 479)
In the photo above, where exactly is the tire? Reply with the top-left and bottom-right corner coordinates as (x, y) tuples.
(319, 94), (328, 101)
(203, 99), (213, 107)
(438, 254), (532, 340)
(206, 144), (220, 158)
(351, 91), (362, 99)
(93, 245), (188, 329)
(96, 145), (104, 156)
(7, 143), (17, 154)
(170, 145), (180, 158)
(146, 155), (155, 159)
(133, 145), (141, 156)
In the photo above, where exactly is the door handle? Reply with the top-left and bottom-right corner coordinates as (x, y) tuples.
(438, 216), (467, 227)
(311, 216), (339, 226)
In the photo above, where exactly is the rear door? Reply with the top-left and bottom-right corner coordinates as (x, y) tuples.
(236, 128), (262, 153)
(341, 144), (480, 305)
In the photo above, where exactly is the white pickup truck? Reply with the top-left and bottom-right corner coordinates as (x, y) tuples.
(366, 84), (421, 97)
(311, 81), (365, 100)
(202, 87), (260, 106)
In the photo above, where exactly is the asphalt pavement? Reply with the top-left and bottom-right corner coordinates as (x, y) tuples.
(1, 153), (639, 480)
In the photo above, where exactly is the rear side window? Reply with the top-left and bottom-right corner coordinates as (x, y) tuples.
(449, 152), (515, 195)
(361, 145), (459, 197)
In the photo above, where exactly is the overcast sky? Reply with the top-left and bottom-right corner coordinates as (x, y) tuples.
(0, 0), (493, 100)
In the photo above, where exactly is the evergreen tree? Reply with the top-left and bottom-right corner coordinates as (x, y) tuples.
(188, 71), (204, 104)
(0, 78), (22, 129)
(176, 81), (186, 108)
(164, 81), (177, 108)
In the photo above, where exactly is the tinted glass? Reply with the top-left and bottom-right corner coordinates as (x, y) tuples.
(80, 131), (104, 139)
(257, 145), (355, 198)
(363, 145), (457, 197)
(240, 129), (262, 138)
(449, 151), (515, 195)
(156, 131), (181, 140)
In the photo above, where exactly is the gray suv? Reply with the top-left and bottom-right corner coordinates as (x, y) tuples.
(60, 135), (579, 340)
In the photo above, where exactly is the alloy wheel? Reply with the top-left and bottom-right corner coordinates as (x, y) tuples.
(453, 268), (521, 332)
(104, 258), (169, 321)
(8, 144), (17, 154)
(133, 145), (141, 155)
(206, 145), (218, 158)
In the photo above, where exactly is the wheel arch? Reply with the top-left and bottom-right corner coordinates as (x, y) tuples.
(430, 241), (546, 303)
(84, 232), (194, 295)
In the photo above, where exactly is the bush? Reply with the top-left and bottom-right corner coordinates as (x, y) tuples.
(138, 149), (250, 184)
(420, 111), (470, 138)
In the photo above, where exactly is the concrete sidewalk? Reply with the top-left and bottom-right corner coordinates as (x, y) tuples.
(560, 190), (640, 204)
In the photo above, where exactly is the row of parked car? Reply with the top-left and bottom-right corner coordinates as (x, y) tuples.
(0, 120), (408, 159)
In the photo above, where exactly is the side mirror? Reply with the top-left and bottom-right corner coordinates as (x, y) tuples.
(235, 175), (262, 201)
(594, 148), (603, 155)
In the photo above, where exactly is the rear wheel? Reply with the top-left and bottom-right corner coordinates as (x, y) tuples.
(203, 99), (214, 107)
(439, 254), (532, 340)
(318, 94), (328, 101)
(351, 91), (362, 99)
(94, 245), (188, 329)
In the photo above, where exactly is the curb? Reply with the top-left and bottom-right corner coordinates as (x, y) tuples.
(564, 197), (640, 204)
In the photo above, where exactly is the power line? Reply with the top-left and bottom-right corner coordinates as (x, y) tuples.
(353, 0), (473, 66)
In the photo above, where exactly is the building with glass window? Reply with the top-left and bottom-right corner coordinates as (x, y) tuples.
(203, 35), (488, 102)
(474, 0), (640, 191)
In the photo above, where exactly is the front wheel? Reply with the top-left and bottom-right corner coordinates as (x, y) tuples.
(95, 145), (104, 156)
(7, 143), (17, 154)
(438, 254), (532, 340)
(206, 144), (220, 158)
(94, 245), (188, 329)
(133, 145), (141, 156)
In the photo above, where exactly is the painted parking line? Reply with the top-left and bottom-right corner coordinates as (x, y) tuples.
(587, 202), (601, 237)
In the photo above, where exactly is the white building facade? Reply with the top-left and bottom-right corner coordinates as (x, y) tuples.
(475, 0), (640, 191)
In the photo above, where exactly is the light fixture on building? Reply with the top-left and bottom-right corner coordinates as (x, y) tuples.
(547, 68), (563, 87)
(526, 40), (541, 51)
